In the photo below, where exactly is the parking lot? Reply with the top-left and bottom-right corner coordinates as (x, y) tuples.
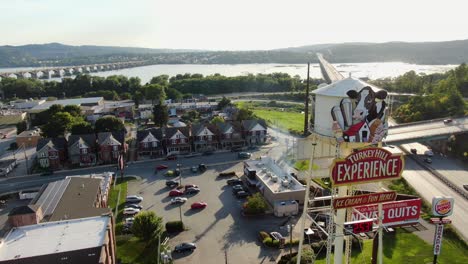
(127, 161), (287, 264)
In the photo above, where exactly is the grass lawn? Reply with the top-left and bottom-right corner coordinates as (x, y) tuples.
(252, 108), (304, 133)
(109, 177), (133, 222)
(117, 236), (161, 264)
(314, 229), (468, 264)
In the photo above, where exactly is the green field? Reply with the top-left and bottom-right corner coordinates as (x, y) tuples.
(252, 108), (305, 134)
(313, 229), (468, 264)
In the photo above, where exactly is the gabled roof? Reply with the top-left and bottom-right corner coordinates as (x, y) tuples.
(217, 121), (242, 134)
(8, 205), (40, 216)
(165, 126), (190, 139)
(191, 123), (218, 136)
(344, 121), (367, 137)
(97, 131), (125, 145)
(137, 128), (163, 142)
(36, 138), (67, 152)
(242, 120), (267, 131)
(67, 134), (96, 148)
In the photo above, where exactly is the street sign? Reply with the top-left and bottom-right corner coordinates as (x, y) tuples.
(432, 197), (454, 217)
(333, 191), (397, 209)
(343, 219), (374, 235)
(430, 218), (452, 224)
(433, 224), (444, 255)
(330, 147), (404, 186)
(351, 199), (421, 226)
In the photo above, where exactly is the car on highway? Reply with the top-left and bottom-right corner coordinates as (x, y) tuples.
(238, 152), (251, 159)
(227, 179), (243, 185)
(171, 197), (188, 204)
(174, 242), (197, 253)
(191, 166), (198, 173)
(232, 185), (245, 194)
(126, 195), (143, 203)
(125, 204), (143, 210)
(424, 158), (432, 164)
(425, 150), (434, 157)
(123, 207), (140, 215)
(463, 185), (468, 191)
(443, 119), (453, 124)
(166, 155), (177, 160)
(198, 163), (207, 172)
(169, 190), (184, 196)
(185, 187), (201, 194)
(166, 180), (179, 188)
(156, 164), (168, 171)
(191, 202), (207, 209)
(235, 190), (250, 198)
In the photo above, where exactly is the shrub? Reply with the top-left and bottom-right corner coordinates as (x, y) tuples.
(259, 231), (270, 241)
(165, 221), (184, 232)
(263, 237), (273, 246)
(244, 193), (268, 215)
(115, 222), (124, 235)
(285, 239), (300, 246)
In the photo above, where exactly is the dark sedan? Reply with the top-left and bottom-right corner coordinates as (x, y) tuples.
(174, 242), (197, 253)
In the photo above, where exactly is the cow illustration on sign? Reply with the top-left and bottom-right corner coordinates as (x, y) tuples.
(331, 86), (388, 143)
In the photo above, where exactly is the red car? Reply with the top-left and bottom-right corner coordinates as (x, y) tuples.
(166, 155), (177, 161)
(191, 202), (207, 209)
(156, 164), (168, 171)
(169, 190), (184, 197)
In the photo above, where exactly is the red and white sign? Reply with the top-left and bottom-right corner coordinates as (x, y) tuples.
(331, 148), (404, 186)
(430, 218), (452, 224)
(432, 197), (454, 217)
(433, 224), (444, 255)
(351, 199), (421, 226)
(333, 191), (397, 209)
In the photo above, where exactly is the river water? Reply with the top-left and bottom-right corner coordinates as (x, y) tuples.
(0, 62), (457, 83)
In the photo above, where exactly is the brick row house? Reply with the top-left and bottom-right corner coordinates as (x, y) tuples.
(36, 131), (127, 170)
(136, 120), (267, 158)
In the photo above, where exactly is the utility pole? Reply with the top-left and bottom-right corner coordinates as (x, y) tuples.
(304, 62), (310, 136)
(177, 163), (183, 224)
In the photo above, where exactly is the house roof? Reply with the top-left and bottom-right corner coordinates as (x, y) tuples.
(137, 128), (163, 142)
(67, 134), (97, 148)
(217, 121), (242, 134)
(8, 204), (40, 216)
(191, 123), (218, 136)
(344, 121), (366, 137)
(242, 120), (267, 131)
(97, 131), (125, 145)
(36, 138), (67, 152)
(165, 126), (190, 139)
(28, 97), (104, 112)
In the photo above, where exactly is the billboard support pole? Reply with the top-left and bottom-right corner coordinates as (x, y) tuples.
(377, 202), (383, 264)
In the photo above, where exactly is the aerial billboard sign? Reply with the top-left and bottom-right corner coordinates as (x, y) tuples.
(333, 191), (397, 209)
(432, 197), (454, 217)
(330, 147), (404, 186)
(351, 199), (421, 226)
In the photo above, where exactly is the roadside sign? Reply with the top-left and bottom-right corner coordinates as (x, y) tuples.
(433, 224), (444, 255)
(430, 218), (452, 224)
(432, 197), (454, 217)
(330, 147), (404, 186)
(333, 191), (397, 209)
(351, 199), (421, 226)
(343, 219), (374, 235)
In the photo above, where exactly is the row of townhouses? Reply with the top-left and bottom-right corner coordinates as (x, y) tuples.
(137, 120), (268, 158)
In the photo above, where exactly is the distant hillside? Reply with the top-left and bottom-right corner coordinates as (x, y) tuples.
(1, 40), (468, 67)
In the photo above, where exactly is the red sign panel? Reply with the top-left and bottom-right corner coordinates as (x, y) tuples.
(331, 148), (404, 186)
(333, 191), (397, 209)
(351, 199), (421, 226)
(430, 218), (452, 224)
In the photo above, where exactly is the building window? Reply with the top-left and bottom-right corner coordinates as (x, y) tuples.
(113, 145), (118, 151)
(81, 148), (88, 154)
(143, 142), (148, 149)
(152, 141), (158, 147)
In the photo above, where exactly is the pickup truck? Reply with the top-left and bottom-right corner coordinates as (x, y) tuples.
(218, 171), (237, 177)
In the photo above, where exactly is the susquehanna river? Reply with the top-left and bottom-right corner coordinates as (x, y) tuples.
(0, 62), (457, 84)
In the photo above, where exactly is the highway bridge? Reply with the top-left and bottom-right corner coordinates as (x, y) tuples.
(317, 53), (345, 83)
(0, 60), (150, 80)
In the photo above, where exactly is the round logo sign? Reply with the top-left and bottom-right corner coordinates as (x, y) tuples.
(434, 199), (452, 216)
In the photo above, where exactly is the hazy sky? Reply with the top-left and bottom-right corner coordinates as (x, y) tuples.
(1, 0), (467, 50)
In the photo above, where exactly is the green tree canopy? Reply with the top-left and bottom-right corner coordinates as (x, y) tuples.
(153, 104), (168, 128)
(70, 121), (94, 135)
(131, 211), (164, 242)
(63, 105), (82, 117)
(41, 112), (75, 138)
(236, 108), (256, 121)
(149, 75), (169, 87)
(210, 116), (225, 125)
(166, 87), (182, 101)
(217, 96), (232, 110)
(243, 193), (268, 215)
(95, 116), (125, 133)
(145, 84), (166, 105)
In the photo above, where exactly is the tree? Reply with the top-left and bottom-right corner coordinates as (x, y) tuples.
(63, 105), (82, 117)
(16, 121), (28, 135)
(41, 112), (75, 138)
(210, 116), (225, 125)
(243, 193), (268, 215)
(145, 84), (166, 105)
(120, 92), (132, 100)
(149, 75), (169, 86)
(70, 121), (94, 135)
(217, 96), (232, 110)
(153, 104), (168, 127)
(236, 108), (256, 121)
(95, 116), (125, 133)
(166, 88), (182, 101)
(181, 110), (199, 122)
(132, 211), (164, 242)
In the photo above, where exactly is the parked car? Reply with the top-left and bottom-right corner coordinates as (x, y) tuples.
(174, 168), (181, 176)
(165, 170), (176, 177)
(156, 164), (168, 171)
(410, 148), (417, 154)
(235, 190), (250, 198)
(171, 197), (188, 204)
(219, 171), (236, 177)
(425, 150), (434, 157)
(184, 184), (198, 190)
(191, 202), (207, 209)
(174, 242), (197, 253)
(169, 190), (184, 196)
(202, 150), (214, 156)
(198, 163), (207, 172)
(232, 185), (245, 194)
(126, 195), (143, 203)
(123, 208), (140, 215)
(124, 217), (135, 225)
(424, 158), (432, 164)
(191, 166), (198, 173)
(166, 155), (177, 160)
(227, 179), (243, 185)
(270, 232), (284, 240)
(463, 185), (468, 191)
(443, 119), (453, 124)
(185, 187), (201, 194)
(125, 204), (143, 210)
(238, 152), (251, 159)
(166, 180), (179, 188)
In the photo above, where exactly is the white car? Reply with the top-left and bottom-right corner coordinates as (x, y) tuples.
(124, 217), (134, 225)
(171, 197), (188, 204)
(424, 150), (434, 157)
(126, 195), (143, 203)
(123, 208), (140, 215)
